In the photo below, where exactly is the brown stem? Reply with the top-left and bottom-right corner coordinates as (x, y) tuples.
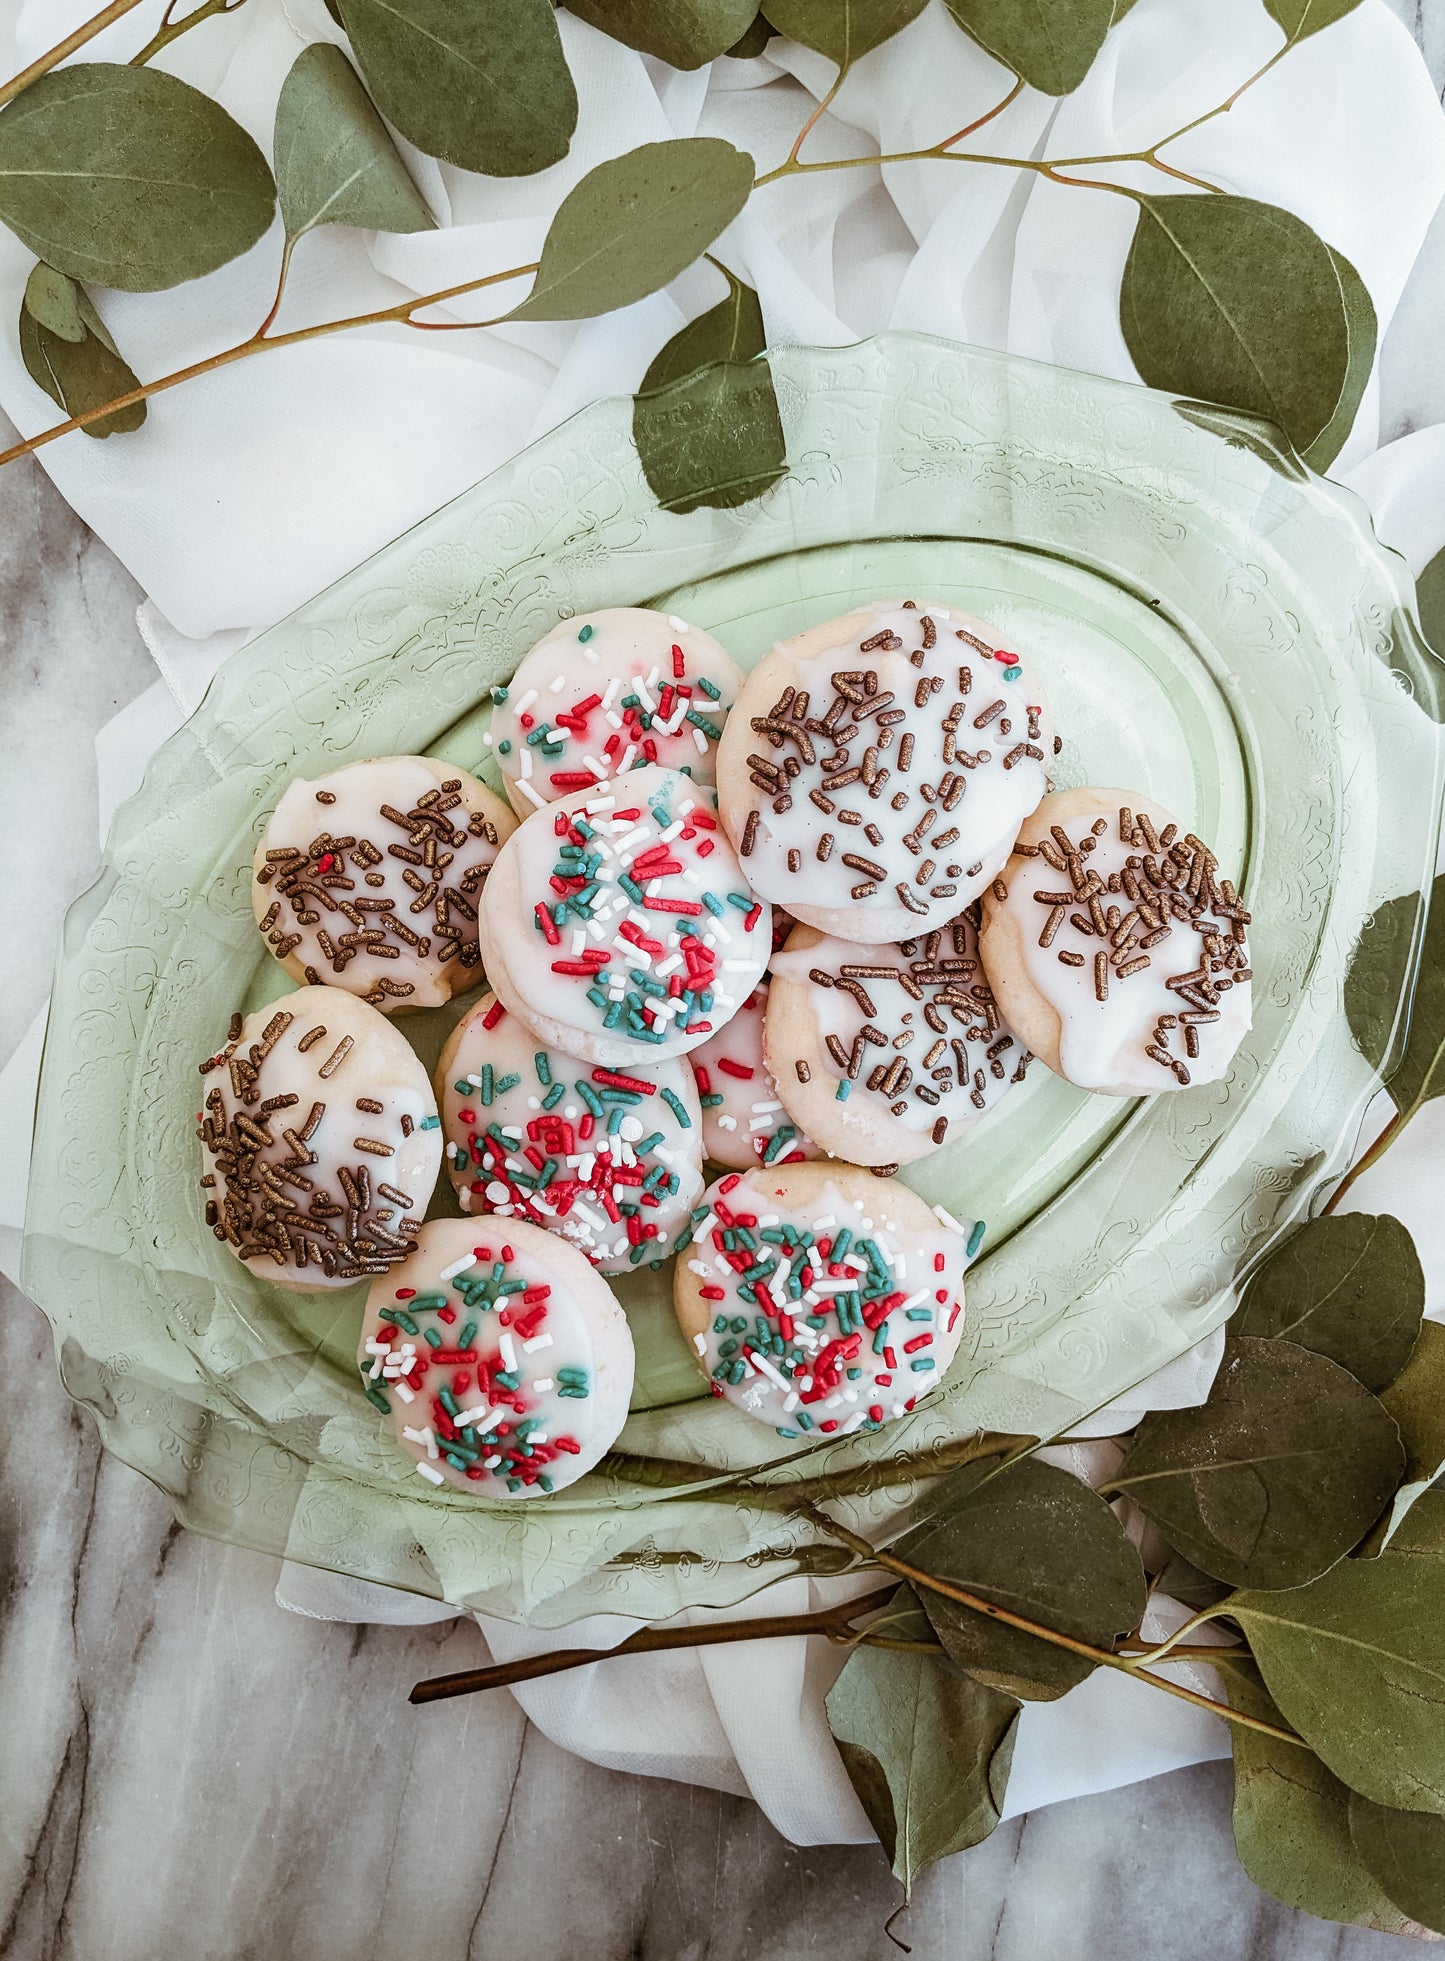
(409, 1584), (899, 1705)
(129, 0), (244, 67)
(254, 235), (294, 341)
(936, 76), (1026, 150)
(785, 67), (844, 168)
(803, 1507), (1305, 1750)
(0, 0), (147, 106)
(1321, 1110), (1402, 1216)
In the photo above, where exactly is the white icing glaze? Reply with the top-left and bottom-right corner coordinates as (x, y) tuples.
(689, 982), (817, 1169)
(438, 993), (704, 1272)
(684, 1168), (967, 1436)
(769, 912), (1027, 1146)
(479, 764), (771, 1062)
(254, 757), (511, 1011)
(197, 987), (441, 1290)
(489, 608), (741, 815)
(725, 601), (1054, 934)
(359, 1217), (633, 1497)
(987, 790), (1253, 1094)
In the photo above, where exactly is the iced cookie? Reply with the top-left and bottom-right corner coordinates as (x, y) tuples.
(716, 600), (1055, 943)
(253, 756), (516, 1012)
(358, 1217), (633, 1497)
(477, 764), (771, 1067)
(435, 992), (705, 1272)
(487, 608), (742, 817)
(197, 986), (441, 1291)
(689, 981), (818, 1170)
(978, 787), (1253, 1096)
(674, 1162), (968, 1438)
(767, 911), (1028, 1167)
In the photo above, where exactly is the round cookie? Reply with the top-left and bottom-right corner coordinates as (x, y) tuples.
(675, 1161), (968, 1438)
(487, 607), (742, 818)
(767, 912), (1028, 1167)
(253, 756), (516, 1012)
(435, 992), (705, 1272)
(690, 981), (818, 1170)
(477, 763), (772, 1067)
(978, 787), (1253, 1096)
(717, 599), (1055, 943)
(197, 986), (441, 1292)
(358, 1217), (634, 1497)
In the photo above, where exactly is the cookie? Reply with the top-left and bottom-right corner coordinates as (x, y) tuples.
(716, 599), (1054, 943)
(487, 607), (742, 818)
(767, 911), (1028, 1167)
(358, 1217), (634, 1497)
(476, 763), (772, 1067)
(435, 992), (705, 1272)
(689, 981), (818, 1170)
(197, 986), (441, 1292)
(977, 787), (1253, 1096)
(252, 756), (515, 1012)
(674, 1161), (968, 1438)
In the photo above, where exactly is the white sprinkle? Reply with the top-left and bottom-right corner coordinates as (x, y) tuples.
(548, 672), (567, 692)
(532, 1378), (554, 1394)
(499, 1332), (517, 1371)
(522, 1333), (554, 1353)
(439, 1252), (478, 1281)
(515, 777), (545, 809)
(932, 1203), (968, 1236)
(415, 1461), (445, 1485)
(515, 688), (538, 713)
(393, 1381), (415, 1403)
(694, 1333), (708, 1354)
(668, 615), (689, 634)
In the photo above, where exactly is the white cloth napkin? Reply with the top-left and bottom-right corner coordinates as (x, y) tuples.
(5, 0), (1445, 1847)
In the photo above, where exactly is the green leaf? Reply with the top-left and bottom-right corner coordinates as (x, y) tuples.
(1350, 1793), (1445, 1935)
(1345, 872), (1445, 1103)
(510, 138), (755, 323)
(1120, 195), (1375, 468)
(335, 0), (578, 177)
(1368, 1320), (1445, 1553)
(765, 0), (927, 65)
(825, 1640), (1018, 1895)
(273, 44), (433, 245)
(897, 1455), (1146, 1700)
(565, 0), (758, 67)
(944, 0), (1114, 94)
(633, 270), (786, 513)
(1416, 544), (1445, 662)
(1235, 1213), (1424, 1393)
(19, 264), (145, 438)
(1265, 0), (1365, 45)
(1154, 1551), (1231, 1610)
(1111, 1337), (1403, 1588)
(1226, 1662), (1417, 1932)
(1300, 244), (1376, 471)
(0, 64), (275, 293)
(1230, 1490), (1445, 1814)
(726, 12), (777, 56)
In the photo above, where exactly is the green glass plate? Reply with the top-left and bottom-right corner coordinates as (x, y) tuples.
(24, 335), (1445, 1627)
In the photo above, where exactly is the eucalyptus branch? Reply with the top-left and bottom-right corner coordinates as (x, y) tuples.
(936, 76), (1026, 151)
(129, 0), (248, 69)
(0, 0), (146, 107)
(1321, 1111), (1401, 1217)
(802, 1506), (1305, 1750)
(408, 1584), (898, 1705)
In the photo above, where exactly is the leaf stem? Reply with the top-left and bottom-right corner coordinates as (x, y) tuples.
(408, 1584), (898, 1705)
(254, 236), (294, 341)
(936, 76), (1026, 151)
(802, 1506), (1306, 1750)
(0, 0), (147, 106)
(129, 0), (246, 68)
(785, 66), (845, 167)
(1321, 1110), (1402, 1217)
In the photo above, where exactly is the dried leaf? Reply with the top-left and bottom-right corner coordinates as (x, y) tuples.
(19, 264), (145, 437)
(1235, 1212), (1424, 1393)
(274, 44), (434, 243)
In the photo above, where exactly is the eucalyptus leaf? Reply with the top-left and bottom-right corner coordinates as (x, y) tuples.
(1368, 1320), (1445, 1552)
(1350, 1793), (1445, 1935)
(725, 13), (776, 56)
(945, 0), (1114, 94)
(0, 65), (275, 293)
(897, 1454), (1146, 1700)
(1235, 1213), (1424, 1392)
(1345, 872), (1445, 1102)
(1170, 399), (1311, 483)
(1300, 245), (1375, 471)
(336, 0), (577, 177)
(1120, 195), (1373, 469)
(825, 1641), (1018, 1895)
(19, 265), (145, 438)
(1265, 0), (1364, 44)
(765, 0), (927, 66)
(510, 138), (755, 323)
(565, 0), (757, 67)
(633, 270), (786, 512)
(1229, 1490), (1445, 1813)
(863, 1581), (942, 1649)
(274, 43), (433, 244)
(1416, 543), (1445, 661)
(1227, 1663), (1417, 1933)
(1111, 1337), (1403, 1588)
(1154, 1551), (1230, 1611)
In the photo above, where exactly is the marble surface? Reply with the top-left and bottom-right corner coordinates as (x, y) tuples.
(6, 16), (1445, 1944)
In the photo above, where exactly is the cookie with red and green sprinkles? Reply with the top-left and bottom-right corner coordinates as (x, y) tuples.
(486, 608), (742, 819)
(477, 763), (772, 1067)
(435, 992), (704, 1273)
(358, 1217), (634, 1498)
(674, 1162), (969, 1439)
(689, 981), (818, 1171)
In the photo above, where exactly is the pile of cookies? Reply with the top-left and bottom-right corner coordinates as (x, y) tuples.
(196, 601), (1253, 1501)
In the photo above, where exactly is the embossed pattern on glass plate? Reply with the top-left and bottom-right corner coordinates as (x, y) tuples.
(24, 336), (1444, 1628)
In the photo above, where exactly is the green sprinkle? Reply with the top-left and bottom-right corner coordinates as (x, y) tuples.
(700, 1092), (725, 1109)
(1003, 663), (1022, 681)
(966, 1219), (986, 1258)
(910, 1357), (936, 1372)
(423, 1327), (442, 1349)
(497, 739), (512, 756)
(379, 1308), (419, 1334)
(578, 623), (594, 641)
(420, 1115), (440, 1130)
(835, 1080), (851, 1101)
(660, 1086), (691, 1127)
(491, 684), (509, 703)
(534, 1052), (552, 1087)
(697, 677), (721, 699)
(542, 1082), (566, 1110)
(363, 1383), (391, 1413)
